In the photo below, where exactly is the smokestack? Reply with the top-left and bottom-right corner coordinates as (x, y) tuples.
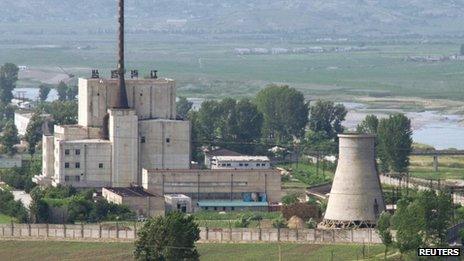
(320, 134), (385, 228)
(114, 0), (129, 109)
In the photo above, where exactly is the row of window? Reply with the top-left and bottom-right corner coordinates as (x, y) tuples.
(64, 149), (80, 156)
(64, 162), (104, 169)
(64, 175), (80, 182)
(140, 137), (171, 144)
(216, 163), (267, 167)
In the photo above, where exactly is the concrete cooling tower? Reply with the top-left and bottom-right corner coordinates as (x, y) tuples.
(320, 134), (385, 228)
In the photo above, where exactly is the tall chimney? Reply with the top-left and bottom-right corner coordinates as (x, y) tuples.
(114, 0), (129, 109)
(320, 134), (385, 228)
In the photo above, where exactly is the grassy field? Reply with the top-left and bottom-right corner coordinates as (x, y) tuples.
(409, 155), (464, 180)
(0, 214), (13, 224)
(4, 31), (464, 102)
(0, 241), (393, 261)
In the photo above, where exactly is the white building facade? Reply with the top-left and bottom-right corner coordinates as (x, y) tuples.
(211, 156), (270, 170)
(33, 77), (191, 188)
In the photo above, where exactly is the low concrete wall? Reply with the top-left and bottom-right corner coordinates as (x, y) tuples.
(0, 223), (382, 244)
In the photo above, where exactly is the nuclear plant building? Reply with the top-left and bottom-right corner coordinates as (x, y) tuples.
(321, 134), (385, 228)
(32, 0), (281, 216)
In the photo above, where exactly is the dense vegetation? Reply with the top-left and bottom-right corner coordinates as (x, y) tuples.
(134, 212), (200, 261)
(0, 160), (40, 193)
(0, 189), (28, 223)
(29, 186), (135, 224)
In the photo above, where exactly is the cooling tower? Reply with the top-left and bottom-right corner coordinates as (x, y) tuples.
(320, 134), (385, 228)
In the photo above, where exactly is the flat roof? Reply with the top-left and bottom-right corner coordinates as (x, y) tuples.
(213, 156), (270, 162)
(205, 148), (243, 157)
(64, 139), (111, 144)
(103, 187), (157, 197)
(197, 200), (268, 207)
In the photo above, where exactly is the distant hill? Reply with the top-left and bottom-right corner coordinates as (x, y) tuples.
(3, 0), (464, 36)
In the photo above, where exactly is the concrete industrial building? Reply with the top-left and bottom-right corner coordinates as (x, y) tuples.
(32, 77), (191, 188)
(320, 134), (385, 228)
(142, 168), (281, 212)
(102, 187), (165, 217)
(210, 156), (270, 170)
(33, 0), (281, 217)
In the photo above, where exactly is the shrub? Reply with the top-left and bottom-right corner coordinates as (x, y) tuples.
(282, 202), (320, 221)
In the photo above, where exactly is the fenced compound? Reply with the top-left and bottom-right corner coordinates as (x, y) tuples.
(0, 223), (382, 244)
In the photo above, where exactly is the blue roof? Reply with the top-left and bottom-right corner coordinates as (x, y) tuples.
(197, 200), (268, 207)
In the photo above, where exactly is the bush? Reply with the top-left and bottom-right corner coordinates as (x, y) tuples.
(0, 189), (28, 223)
(282, 202), (320, 221)
(282, 193), (300, 205)
(272, 216), (287, 228)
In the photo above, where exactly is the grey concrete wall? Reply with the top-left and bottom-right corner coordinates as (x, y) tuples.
(0, 224), (381, 244)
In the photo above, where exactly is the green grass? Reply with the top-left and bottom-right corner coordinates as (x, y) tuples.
(278, 163), (334, 187)
(409, 155), (464, 180)
(0, 214), (14, 224)
(0, 241), (394, 261)
(4, 31), (464, 101)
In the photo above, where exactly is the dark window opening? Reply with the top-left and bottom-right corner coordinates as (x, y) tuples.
(166, 138), (170, 143)
(75, 176), (80, 182)
(65, 176), (69, 181)
(141, 137), (146, 143)
(99, 163), (104, 169)
(65, 149), (70, 155)
(75, 162), (80, 169)
(75, 149), (80, 155)
(64, 162), (70, 168)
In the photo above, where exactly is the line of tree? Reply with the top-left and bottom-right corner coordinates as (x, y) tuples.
(29, 186), (135, 224)
(0, 188), (29, 223)
(357, 113), (413, 174)
(377, 189), (453, 258)
(180, 84), (352, 164)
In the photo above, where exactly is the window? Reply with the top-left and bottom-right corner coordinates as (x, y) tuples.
(214, 207), (218, 211)
(166, 138), (170, 143)
(64, 162), (70, 168)
(222, 207), (226, 211)
(75, 176), (80, 182)
(65, 149), (70, 155)
(239, 163), (243, 167)
(75, 149), (80, 155)
(244, 163), (249, 167)
(99, 163), (104, 169)
(75, 162), (80, 169)
(65, 176), (69, 181)
(262, 163), (266, 167)
(221, 163), (226, 167)
(256, 163), (260, 167)
(141, 137), (146, 143)
(226, 163), (231, 167)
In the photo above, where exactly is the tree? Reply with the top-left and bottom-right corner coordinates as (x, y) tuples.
(356, 114), (379, 134)
(377, 114), (412, 173)
(66, 85), (78, 100)
(1, 121), (19, 155)
(306, 100), (347, 154)
(134, 212), (200, 261)
(255, 84), (309, 144)
(176, 96), (193, 119)
(38, 84), (51, 101)
(282, 193), (300, 205)
(56, 81), (68, 101)
(392, 198), (425, 255)
(0, 63), (19, 104)
(308, 100), (347, 140)
(43, 101), (78, 125)
(24, 112), (44, 157)
(377, 212), (393, 259)
(190, 98), (263, 154)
